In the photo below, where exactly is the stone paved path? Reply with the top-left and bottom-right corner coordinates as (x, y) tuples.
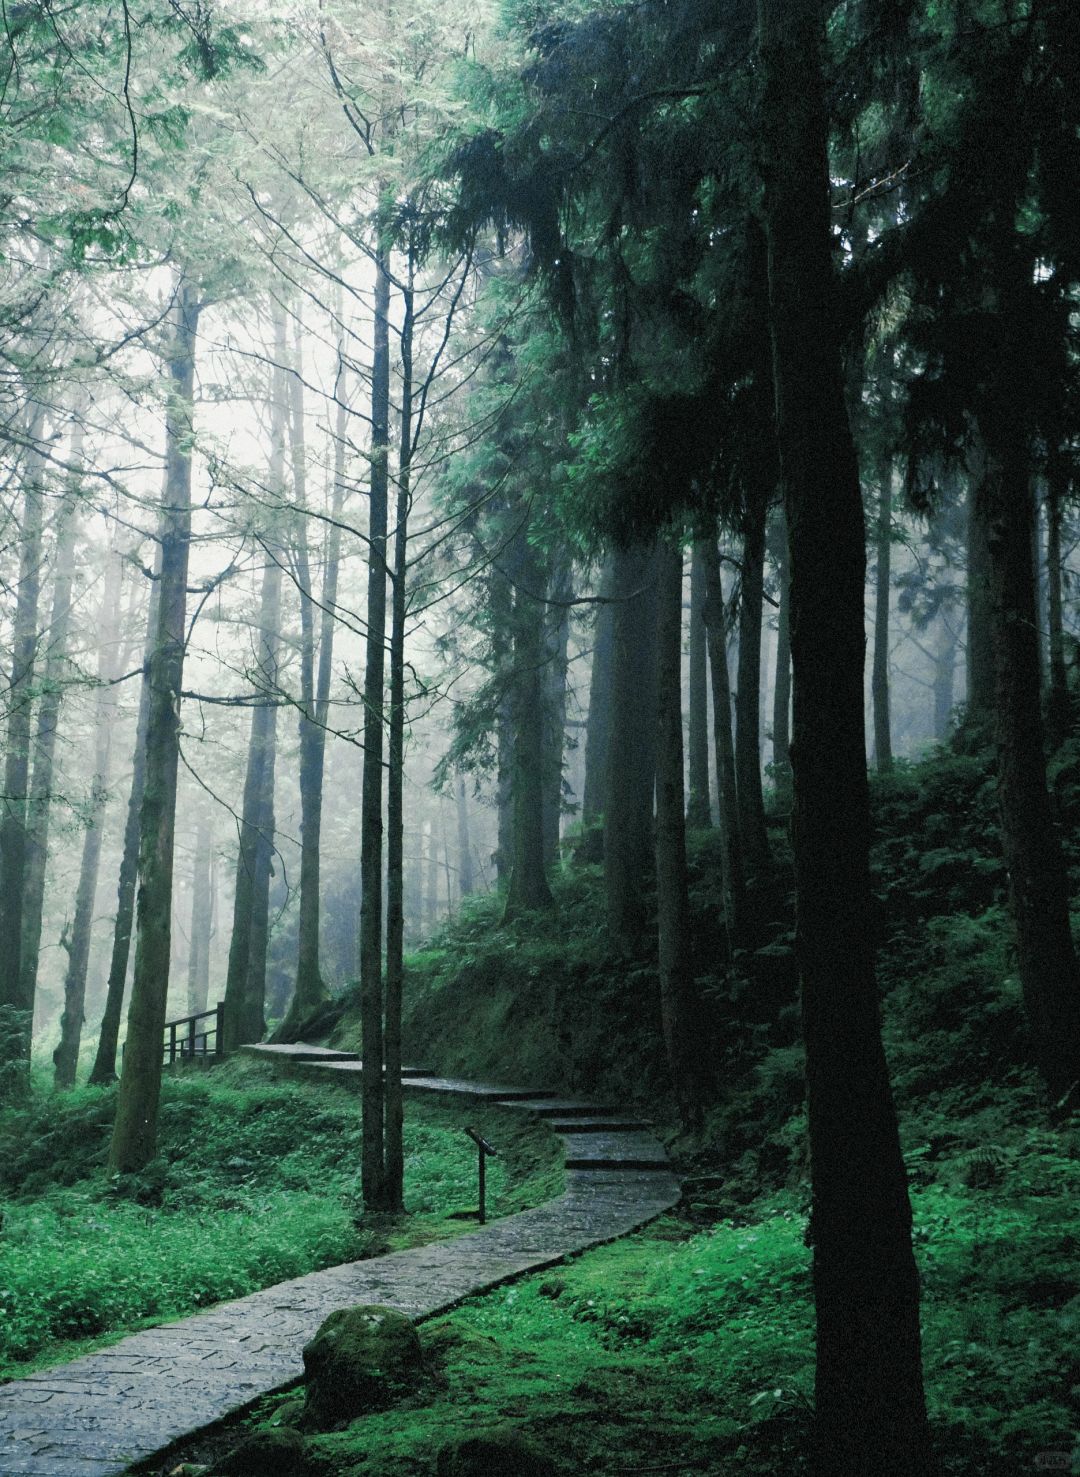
(0, 1046), (679, 1475)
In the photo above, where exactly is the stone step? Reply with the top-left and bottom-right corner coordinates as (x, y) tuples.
(549, 1117), (651, 1133)
(562, 1132), (671, 1172)
(298, 1059), (435, 1078)
(241, 1043), (360, 1062)
(501, 1098), (619, 1117)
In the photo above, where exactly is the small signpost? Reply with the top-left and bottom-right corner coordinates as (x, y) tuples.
(465, 1126), (499, 1224)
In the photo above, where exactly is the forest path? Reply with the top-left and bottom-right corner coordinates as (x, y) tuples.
(0, 1047), (679, 1476)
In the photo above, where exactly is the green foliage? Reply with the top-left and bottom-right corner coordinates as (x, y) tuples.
(0, 1061), (558, 1375)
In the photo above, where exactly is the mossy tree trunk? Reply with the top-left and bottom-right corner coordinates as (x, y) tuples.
(757, 2), (931, 1469)
(109, 283), (201, 1175)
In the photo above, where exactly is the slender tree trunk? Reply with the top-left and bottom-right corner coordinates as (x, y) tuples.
(542, 558), (572, 869)
(456, 776), (475, 897)
(772, 515), (792, 798)
(702, 537), (746, 936)
(186, 809), (212, 1018)
(735, 480), (771, 870)
(90, 559), (159, 1085)
(980, 439), (1080, 1099)
(965, 454), (995, 727)
(1045, 466), (1070, 748)
(495, 701), (514, 886)
(757, 3), (930, 1470)
(21, 465), (80, 1028)
(53, 544), (124, 1090)
(223, 358), (285, 1052)
(0, 406), (47, 1092)
(384, 275), (415, 1213)
(655, 540), (702, 1122)
(581, 561), (615, 835)
(604, 540), (658, 943)
(932, 617), (958, 743)
(686, 543), (712, 828)
(424, 820), (439, 933)
(872, 456), (894, 771)
(109, 284), (201, 1175)
(504, 536), (556, 920)
(359, 237), (391, 1210)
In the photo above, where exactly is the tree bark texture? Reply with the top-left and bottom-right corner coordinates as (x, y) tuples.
(54, 542), (124, 1090)
(109, 284), (201, 1175)
(686, 543), (712, 828)
(504, 534), (555, 919)
(542, 557), (572, 870)
(702, 536), (746, 937)
(0, 406), (47, 1091)
(757, 2), (930, 1469)
(581, 562), (615, 834)
(456, 775), (475, 898)
(359, 239), (391, 1210)
(604, 540), (658, 943)
(655, 540), (702, 1121)
(185, 808), (213, 1018)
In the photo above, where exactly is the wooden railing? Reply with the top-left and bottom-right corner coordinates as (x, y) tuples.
(163, 1003), (225, 1065)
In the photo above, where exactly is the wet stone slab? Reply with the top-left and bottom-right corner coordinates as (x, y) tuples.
(0, 1071), (678, 1475)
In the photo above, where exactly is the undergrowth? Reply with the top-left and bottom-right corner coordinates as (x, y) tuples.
(0, 1058), (560, 1377)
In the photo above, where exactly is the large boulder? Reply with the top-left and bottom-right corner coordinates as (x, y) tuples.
(435, 1427), (557, 1477)
(302, 1305), (424, 1429)
(208, 1425), (306, 1476)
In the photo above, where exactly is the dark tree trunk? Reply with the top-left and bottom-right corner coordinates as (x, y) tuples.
(222, 360), (285, 1054)
(21, 468), (80, 1029)
(604, 540), (658, 944)
(456, 775), (475, 898)
(581, 561), (615, 834)
(772, 514), (792, 798)
(655, 540), (702, 1122)
(686, 543), (712, 828)
(90, 558), (159, 1085)
(109, 283), (201, 1175)
(735, 480), (771, 872)
(504, 537), (555, 920)
(0, 406), (47, 1092)
(384, 276), (415, 1213)
(965, 454), (995, 726)
(53, 543), (123, 1090)
(980, 439), (1080, 1100)
(872, 457), (894, 771)
(495, 699), (513, 885)
(757, 3), (930, 1470)
(186, 809), (212, 1018)
(701, 537), (746, 937)
(359, 238), (391, 1210)
(542, 558), (572, 870)
(1045, 466), (1070, 748)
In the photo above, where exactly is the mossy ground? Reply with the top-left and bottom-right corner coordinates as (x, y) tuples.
(0, 1057), (560, 1379)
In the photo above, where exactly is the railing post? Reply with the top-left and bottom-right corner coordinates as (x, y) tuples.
(187, 1014), (197, 1058)
(216, 1001), (226, 1057)
(169, 1022), (177, 1065)
(465, 1127), (499, 1225)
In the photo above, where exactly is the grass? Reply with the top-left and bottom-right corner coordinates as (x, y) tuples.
(0, 1057), (561, 1379)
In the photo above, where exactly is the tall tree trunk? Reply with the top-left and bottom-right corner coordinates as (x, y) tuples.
(384, 275), (415, 1213)
(980, 442), (1080, 1099)
(109, 283), (201, 1175)
(655, 540), (702, 1122)
(359, 237), (391, 1210)
(456, 775), (475, 898)
(932, 616), (958, 743)
(222, 357), (285, 1052)
(504, 536), (556, 920)
(872, 456), (894, 771)
(772, 514), (792, 798)
(735, 480), (771, 871)
(604, 540), (658, 944)
(495, 699), (514, 886)
(0, 405), (47, 1093)
(186, 808), (212, 1018)
(21, 463), (80, 1029)
(424, 820), (439, 934)
(279, 337), (349, 1037)
(581, 561), (615, 834)
(542, 557), (572, 869)
(686, 543), (712, 828)
(90, 555), (159, 1085)
(1045, 465), (1070, 748)
(965, 454), (995, 727)
(702, 537), (746, 937)
(757, 3), (930, 1470)
(53, 543), (124, 1090)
